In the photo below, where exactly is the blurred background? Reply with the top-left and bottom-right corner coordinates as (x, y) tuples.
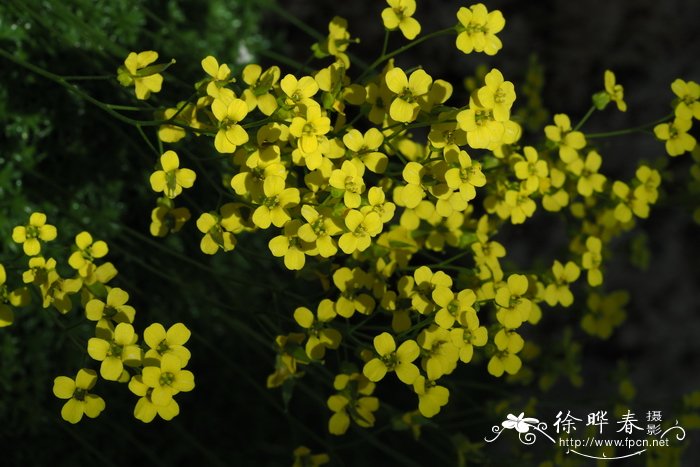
(1, 0), (698, 465)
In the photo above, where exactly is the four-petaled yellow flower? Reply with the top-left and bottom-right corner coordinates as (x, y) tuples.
(87, 322), (142, 381)
(85, 287), (136, 324)
(654, 117), (696, 157)
(363, 332), (420, 384)
(68, 231), (108, 277)
(12, 212), (57, 256)
(141, 353), (195, 406)
(117, 51), (165, 100)
(545, 114), (586, 163)
(455, 4), (505, 56)
(604, 70), (627, 112)
(149, 151), (196, 199)
(385, 68), (433, 123)
(143, 322), (191, 366)
(53, 369), (106, 424)
(128, 375), (180, 423)
(294, 299), (342, 359)
(212, 98), (250, 153)
(382, 0), (421, 40)
(201, 55), (232, 98)
(338, 209), (383, 254)
(0, 264), (30, 327)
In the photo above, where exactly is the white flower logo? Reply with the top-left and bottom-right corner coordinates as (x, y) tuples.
(502, 412), (540, 433)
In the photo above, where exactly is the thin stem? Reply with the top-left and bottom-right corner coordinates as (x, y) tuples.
(381, 29), (390, 57)
(573, 105), (596, 132)
(357, 27), (455, 82)
(586, 113), (673, 139)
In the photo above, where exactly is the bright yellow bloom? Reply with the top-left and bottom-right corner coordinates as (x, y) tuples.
(382, 0), (421, 40)
(294, 299), (342, 359)
(241, 64), (280, 115)
(634, 165), (661, 204)
(117, 51), (166, 100)
(201, 55), (232, 98)
(329, 159), (366, 208)
(338, 210), (383, 254)
(450, 309), (488, 363)
(544, 260), (580, 307)
(568, 150), (605, 197)
(212, 98), (250, 153)
(385, 68), (432, 123)
(363, 332), (420, 384)
(455, 4), (505, 56)
(604, 70), (627, 112)
(149, 151), (196, 199)
(332, 267), (376, 318)
(431, 286), (476, 329)
(671, 79), (700, 120)
(413, 375), (449, 418)
(196, 211), (237, 255)
(417, 325), (459, 379)
(612, 181), (649, 222)
(269, 220), (310, 270)
(129, 375), (180, 422)
(487, 350), (522, 377)
(0, 264), (30, 327)
(141, 353), (195, 406)
(297, 205), (342, 258)
(364, 186), (396, 223)
(654, 117), (696, 157)
(457, 99), (504, 149)
(478, 69), (515, 121)
(12, 212), (57, 256)
(143, 322), (191, 367)
(495, 274), (531, 328)
(53, 369), (105, 423)
(86, 287), (135, 325)
(280, 74), (319, 108)
(504, 188), (536, 224)
(68, 231), (108, 278)
(545, 114), (586, 163)
(251, 177), (300, 229)
(444, 147), (487, 201)
(343, 128), (387, 173)
(400, 161), (427, 208)
(513, 146), (548, 193)
(87, 322), (142, 381)
(289, 104), (331, 159)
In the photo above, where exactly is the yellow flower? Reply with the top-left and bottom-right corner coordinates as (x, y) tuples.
(141, 353), (195, 406)
(338, 210), (383, 254)
(363, 332), (420, 384)
(280, 74), (319, 108)
(212, 98), (250, 153)
(53, 369), (105, 423)
(431, 286), (476, 329)
(297, 205), (342, 258)
(568, 150), (605, 197)
(327, 373), (378, 435)
(251, 177), (300, 229)
(363, 186), (396, 223)
(382, 0), (421, 40)
(200, 55), (232, 98)
(457, 99), (504, 149)
(487, 350), (522, 377)
(86, 287), (136, 324)
(329, 159), (366, 208)
(544, 260), (580, 307)
(343, 128), (387, 173)
(634, 165), (661, 204)
(332, 267), (376, 318)
(581, 236), (603, 286)
(117, 51), (166, 100)
(544, 114), (586, 163)
(294, 299), (342, 359)
(494, 274), (531, 328)
(417, 325), (459, 379)
(513, 146), (548, 193)
(128, 375), (180, 422)
(444, 147), (487, 200)
(413, 375), (449, 418)
(477, 69), (516, 121)
(604, 70), (627, 112)
(0, 264), (30, 327)
(196, 210), (238, 254)
(671, 79), (700, 120)
(150, 198), (191, 237)
(385, 68), (432, 122)
(87, 322), (142, 381)
(269, 220), (311, 271)
(143, 322), (191, 367)
(149, 151), (196, 199)
(68, 231), (108, 278)
(289, 104), (331, 158)
(12, 212), (57, 256)
(654, 117), (696, 157)
(241, 64), (280, 115)
(455, 4), (505, 56)
(450, 309), (488, 363)
(504, 188), (536, 224)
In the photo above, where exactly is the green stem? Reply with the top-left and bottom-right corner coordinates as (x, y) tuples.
(357, 27), (455, 82)
(573, 105), (596, 132)
(381, 29), (390, 57)
(586, 113), (673, 139)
